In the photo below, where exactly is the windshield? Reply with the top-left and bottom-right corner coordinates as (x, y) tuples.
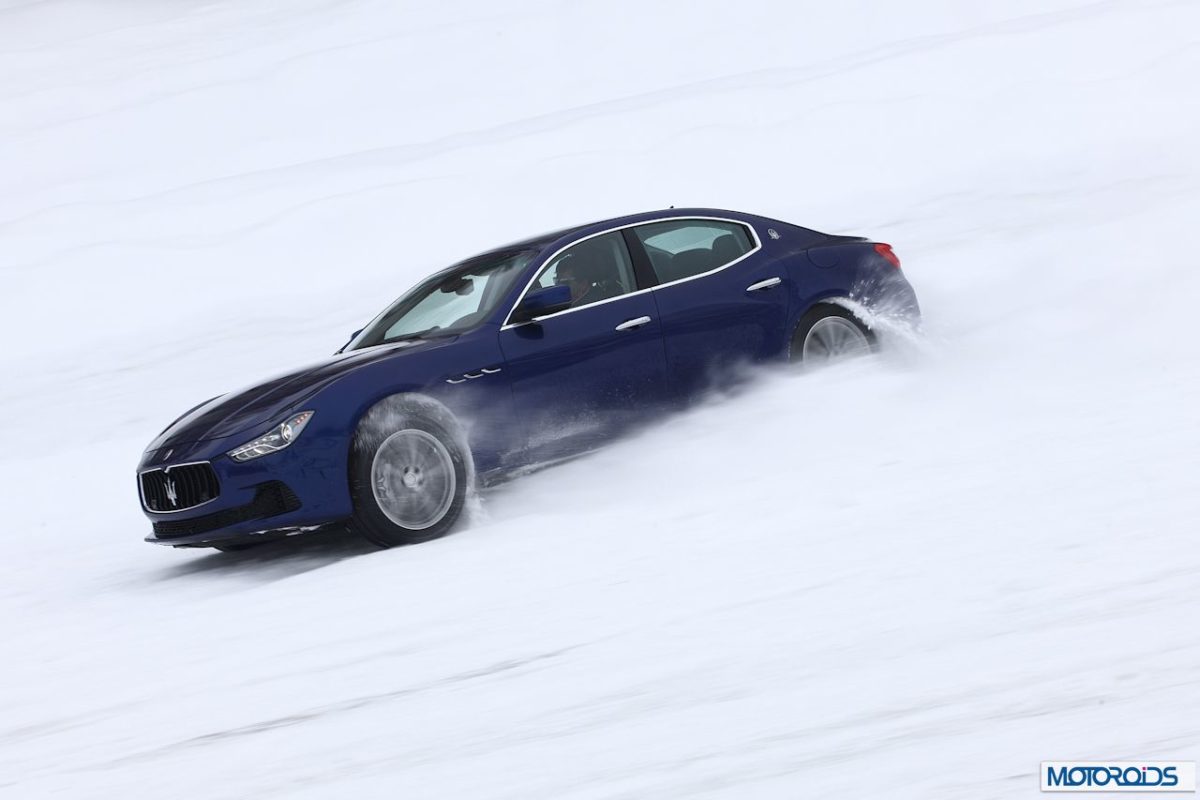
(351, 248), (536, 349)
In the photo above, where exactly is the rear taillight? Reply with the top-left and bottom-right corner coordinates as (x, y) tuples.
(874, 243), (901, 269)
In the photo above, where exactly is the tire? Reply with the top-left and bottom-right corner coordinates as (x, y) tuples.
(348, 397), (469, 548)
(789, 304), (876, 365)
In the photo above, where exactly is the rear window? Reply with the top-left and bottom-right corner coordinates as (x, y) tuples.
(633, 220), (754, 284)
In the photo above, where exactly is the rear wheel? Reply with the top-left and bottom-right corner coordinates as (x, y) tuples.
(349, 401), (468, 547)
(790, 304), (875, 365)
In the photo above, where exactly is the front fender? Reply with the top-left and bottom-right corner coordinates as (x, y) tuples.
(318, 328), (515, 476)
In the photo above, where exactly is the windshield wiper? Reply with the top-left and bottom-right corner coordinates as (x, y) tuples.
(381, 327), (447, 345)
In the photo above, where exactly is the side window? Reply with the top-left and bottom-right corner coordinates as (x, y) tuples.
(534, 231), (637, 310)
(632, 220), (754, 284)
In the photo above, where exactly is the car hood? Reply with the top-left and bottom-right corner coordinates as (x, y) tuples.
(146, 339), (445, 451)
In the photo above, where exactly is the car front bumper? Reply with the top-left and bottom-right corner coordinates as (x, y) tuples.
(137, 431), (352, 547)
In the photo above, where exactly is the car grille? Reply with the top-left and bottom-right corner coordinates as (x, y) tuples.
(140, 462), (220, 512)
(151, 481), (301, 539)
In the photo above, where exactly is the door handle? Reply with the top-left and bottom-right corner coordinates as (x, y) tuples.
(615, 315), (652, 331)
(746, 277), (782, 292)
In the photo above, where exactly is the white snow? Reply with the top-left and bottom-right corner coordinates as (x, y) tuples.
(2, 1), (1199, 796)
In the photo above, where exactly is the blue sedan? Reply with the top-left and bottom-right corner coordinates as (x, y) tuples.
(137, 208), (919, 549)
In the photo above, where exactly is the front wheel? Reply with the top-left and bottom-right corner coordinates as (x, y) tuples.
(349, 403), (468, 548)
(789, 304), (875, 365)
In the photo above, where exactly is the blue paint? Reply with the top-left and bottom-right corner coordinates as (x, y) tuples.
(137, 208), (919, 546)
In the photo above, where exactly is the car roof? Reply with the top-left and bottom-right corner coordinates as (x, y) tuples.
(534, 208), (773, 250)
(479, 208), (795, 264)
(489, 223), (590, 252)
(571, 207), (758, 234)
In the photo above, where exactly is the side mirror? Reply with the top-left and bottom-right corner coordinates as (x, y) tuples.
(511, 285), (572, 324)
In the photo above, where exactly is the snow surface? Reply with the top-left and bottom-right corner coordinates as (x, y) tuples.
(2, 1), (1199, 796)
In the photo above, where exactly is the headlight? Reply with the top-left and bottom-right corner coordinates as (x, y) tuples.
(227, 411), (314, 462)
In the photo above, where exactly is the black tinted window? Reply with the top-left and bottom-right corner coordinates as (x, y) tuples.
(532, 231), (636, 309)
(633, 220), (754, 284)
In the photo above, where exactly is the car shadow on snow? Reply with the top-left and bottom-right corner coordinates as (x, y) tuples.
(148, 527), (378, 585)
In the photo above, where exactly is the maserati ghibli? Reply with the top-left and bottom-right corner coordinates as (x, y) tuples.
(137, 208), (919, 549)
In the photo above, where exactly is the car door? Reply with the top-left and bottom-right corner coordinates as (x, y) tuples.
(629, 217), (790, 402)
(497, 230), (668, 461)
